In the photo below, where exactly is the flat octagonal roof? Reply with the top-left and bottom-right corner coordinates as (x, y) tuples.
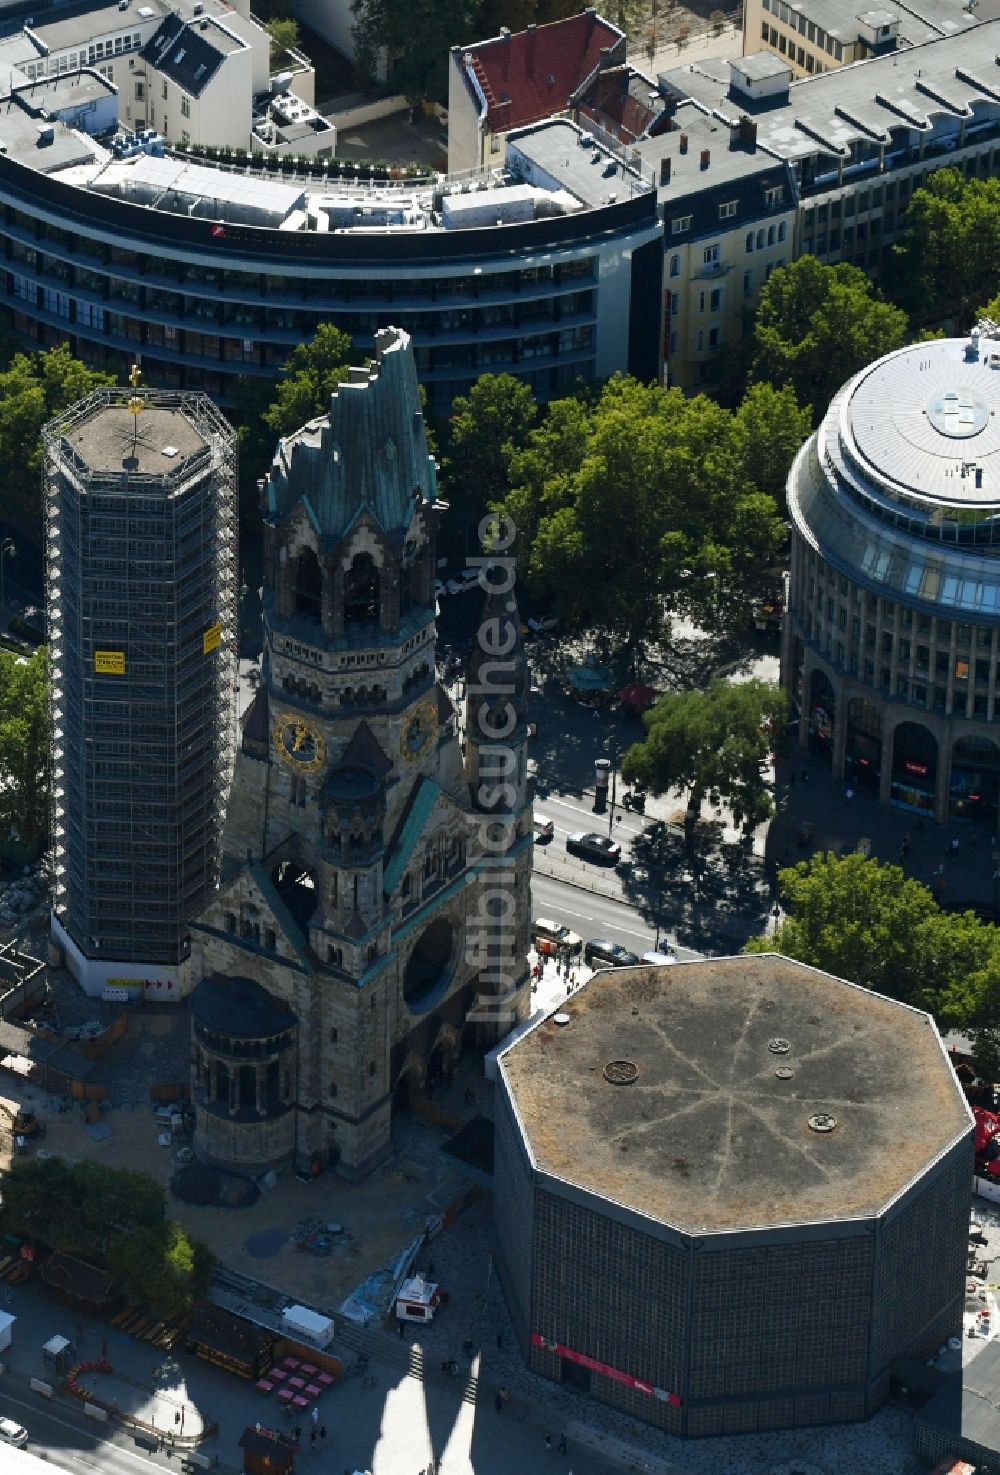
(500, 954), (972, 1234)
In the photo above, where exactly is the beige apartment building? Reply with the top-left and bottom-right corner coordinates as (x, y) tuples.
(742, 0), (979, 79)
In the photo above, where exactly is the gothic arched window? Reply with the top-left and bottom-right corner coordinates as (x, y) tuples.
(294, 548), (323, 621)
(344, 552), (380, 626)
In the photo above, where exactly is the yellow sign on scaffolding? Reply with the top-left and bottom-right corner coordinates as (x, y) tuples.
(94, 650), (125, 675)
(202, 622), (222, 655)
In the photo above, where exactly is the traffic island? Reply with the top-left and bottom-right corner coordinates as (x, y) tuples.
(65, 1357), (209, 1444)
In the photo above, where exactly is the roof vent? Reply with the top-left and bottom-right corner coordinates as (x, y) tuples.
(775, 1065), (794, 1080)
(603, 1059), (638, 1084)
(174, 47), (186, 61)
(161, 445), (179, 458)
(767, 1037), (790, 1054)
(808, 1112), (837, 1133)
(193, 1), (204, 11)
(546, 73), (555, 84)
(552, 1012), (570, 1026)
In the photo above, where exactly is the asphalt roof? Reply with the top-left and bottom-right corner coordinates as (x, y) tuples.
(508, 117), (650, 208)
(458, 10), (624, 134)
(64, 402), (207, 475)
(191, 975), (295, 1038)
(500, 953), (972, 1234)
(658, 21), (1000, 163)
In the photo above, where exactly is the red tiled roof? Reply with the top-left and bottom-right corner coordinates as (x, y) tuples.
(463, 11), (625, 134)
(577, 65), (657, 144)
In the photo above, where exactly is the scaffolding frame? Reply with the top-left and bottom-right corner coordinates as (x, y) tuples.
(44, 387), (238, 970)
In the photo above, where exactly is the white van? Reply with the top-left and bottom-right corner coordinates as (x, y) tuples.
(641, 949), (676, 966)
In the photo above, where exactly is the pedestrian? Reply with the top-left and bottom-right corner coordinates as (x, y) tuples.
(311, 1405), (319, 1425)
(494, 1392), (503, 1413)
(558, 1433), (567, 1454)
(310, 1428), (317, 1449)
(500, 1386), (509, 1404)
(398, 1318), (406, 1338)
(844, 786), (854, 802)
(319, 1428), (326, 1443)
(544, 1433), (553, 1452)
(950, 836), (960, 854)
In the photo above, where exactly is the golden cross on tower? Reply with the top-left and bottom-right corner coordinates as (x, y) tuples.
(127, 363), (145, 423)
(129, 363), (142, 389)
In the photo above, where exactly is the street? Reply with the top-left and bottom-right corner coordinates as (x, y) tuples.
(0, 1383), (174, 1475)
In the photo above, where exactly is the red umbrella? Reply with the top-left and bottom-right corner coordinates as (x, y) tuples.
(618, 683), (658, 711)
(975, 1106), (1000, 1152)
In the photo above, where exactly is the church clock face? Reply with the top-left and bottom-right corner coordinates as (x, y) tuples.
(274, 713), (327, 773)
(401, 700), (437, 761)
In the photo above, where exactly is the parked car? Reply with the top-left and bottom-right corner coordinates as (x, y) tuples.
(0, 1419), (28, 1447)
(533, 917), (582, 954)
(584, 938), (640, 968)
(446, 568), (481, 595)
(533, 816), (554, 841)
(566, 831), (621, 864)
(526, 615), (559, 636)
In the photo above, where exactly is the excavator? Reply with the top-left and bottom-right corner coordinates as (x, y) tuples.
(0, 1098), (45, 1153)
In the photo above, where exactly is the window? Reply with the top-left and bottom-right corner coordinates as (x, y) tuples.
(710, 288), (721, 311)
(718, 200), (737, 220)
(162, 80), (168, 100)
(709, 326), (720, 349)
(756, 228), (765, 249)
(671, 215), (692, 234)
(743, 268), (753, 294)
(778, 220), (787, 242)
(745, 231), (754, 253)
(697, 328), (704, 351)
(181, 95), (190, 118)
(764, 185), (784, 208)
(329, 1082), (338, 1098)
(669, 253), (680, 277)
(135, 80), (144, 99)
(330, 1027), (339, 1043)
(703, 243), (719, 265)
(669, 330), (678, 355)
(767, 224), (776, 246)
(368, 1061), (376, 1079)
(699, 290), (705, 313)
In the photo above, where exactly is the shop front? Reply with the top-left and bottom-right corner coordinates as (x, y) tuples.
(890, 722), (938, 817)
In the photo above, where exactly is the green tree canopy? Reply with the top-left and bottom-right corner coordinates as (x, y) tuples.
(0, 344), (115, 530)
(265, 16), (300, 61)
(731, 381), (813, 509)
(747, 851), (1000, 1027)
(894, 169), (1000, 326)
(0, 646), (48, 857)
(444, 373), (537, 558)
(749, 256), (908, 416)
(351, 0), (480, 102)
(621, 678), (788, 849)
(498, 375), (787, 645)
(0, 1159), (212, 1317)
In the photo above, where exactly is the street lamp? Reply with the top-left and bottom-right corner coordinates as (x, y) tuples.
(0, 538), (16, 618)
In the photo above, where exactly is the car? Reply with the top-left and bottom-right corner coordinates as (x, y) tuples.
(0, 1419), (28, 1447)
(584, 938), (640, 968)
(527, 615), (559, 636)
(533, 816), (554, 841)
(532, 917), (582, 954)
(445, 568), (481, 595)
(566, 831), (621, 864)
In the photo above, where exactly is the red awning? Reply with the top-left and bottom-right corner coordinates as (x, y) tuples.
(618, 683), (658, 711)
(974, 1106), (1000, 1152)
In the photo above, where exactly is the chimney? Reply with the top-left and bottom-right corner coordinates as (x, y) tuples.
(599, 45), (612, 70)
(739, 114), (757, 150)
(526, 22), (536, 69)
(679, 131), (688, 153)
(659, 157), (671, 186)
(700, 147), (710, 169)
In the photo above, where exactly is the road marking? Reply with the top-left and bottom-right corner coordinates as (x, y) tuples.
(550, 905), (593, 921)
(0, 1390), (170, 1474)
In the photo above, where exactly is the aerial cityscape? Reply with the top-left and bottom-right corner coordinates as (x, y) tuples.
(0, 0), (999, 1470)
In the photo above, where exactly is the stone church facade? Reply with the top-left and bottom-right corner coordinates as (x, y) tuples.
(182, 327), (533, 1179)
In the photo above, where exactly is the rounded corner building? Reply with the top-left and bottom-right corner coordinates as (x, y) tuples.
(493, 954), (973, 1438)
(782, 328), (1000, 828)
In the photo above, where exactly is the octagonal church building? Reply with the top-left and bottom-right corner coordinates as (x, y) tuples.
(183, 327), (533, 1179)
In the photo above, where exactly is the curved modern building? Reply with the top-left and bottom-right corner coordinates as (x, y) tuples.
(0, 86), (662, 409)
(494, 954), (972, 1438)
(782, 330), (1000, 830)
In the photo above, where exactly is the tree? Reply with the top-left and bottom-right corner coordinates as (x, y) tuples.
(894, 169), (1000, 327)
(621, 679), (788, 849)
(351, 0), (480, 102)
(731, 382), (813, 510)
(262, 322), (354, 442)
(108, 1221), (213, 1318)
(747, 852), (1000, 1027)
(749, 256), (908, 416)
(0, 646), (48, 857)
(444, 374), (537, 558)
(0, 345), (115, 531)
(265, 16), (300, 62)
(499, 376), (786, 646)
